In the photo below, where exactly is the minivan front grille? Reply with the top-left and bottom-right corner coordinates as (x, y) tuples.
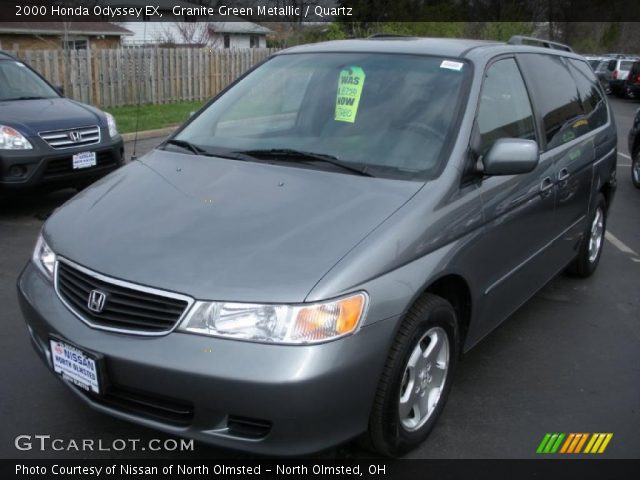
(55, 260), (191, 335)
(40, 126), (100, 149)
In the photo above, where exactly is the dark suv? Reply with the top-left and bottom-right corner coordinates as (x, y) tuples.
(19, 36), (617, 456)
(0, 51), (124, 191)
(624, 60), (640, 99)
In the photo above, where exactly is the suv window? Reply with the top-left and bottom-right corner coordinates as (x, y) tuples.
(518, 54), (584, 149)
(620, 60), (634, 71)
(476, 58), (536, 154)
(0, 60), (58, 101)
(566, 59), (608, 132)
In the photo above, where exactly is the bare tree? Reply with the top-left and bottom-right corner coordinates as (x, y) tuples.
(174, 22), (211, 46)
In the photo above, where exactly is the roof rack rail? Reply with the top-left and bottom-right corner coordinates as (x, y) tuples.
(508, 35), (573, 53)
(367, 33), (411, 39)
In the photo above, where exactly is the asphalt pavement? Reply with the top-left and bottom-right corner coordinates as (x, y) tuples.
(1, 99), (638, 459)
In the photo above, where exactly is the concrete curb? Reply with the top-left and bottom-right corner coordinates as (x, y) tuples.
(121, 126), (178, 142)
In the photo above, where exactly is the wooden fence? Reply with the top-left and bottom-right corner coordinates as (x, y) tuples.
(7, 48), (279, 108)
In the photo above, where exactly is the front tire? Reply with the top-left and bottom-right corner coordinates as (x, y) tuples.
(567, 194), (607, 277)
(632, 150), (640, 189)
(367, 294), (459, 457)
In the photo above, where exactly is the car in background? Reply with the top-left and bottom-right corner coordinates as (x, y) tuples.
(624, 60), (640, 100)
(603, 57), (638, 96)
(628, 107), (640, 188)
(585, 55), (605, 70)
(594, 59), (613, 94)
(0, 51), (124, 192)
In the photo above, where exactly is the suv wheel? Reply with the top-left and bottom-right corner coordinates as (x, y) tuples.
(632, 150), (640, 189)
(625, 85), (635, 99)
(367, 293), (459, 457)
(567, 194), (607, 277)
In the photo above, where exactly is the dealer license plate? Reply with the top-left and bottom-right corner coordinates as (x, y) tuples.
(50, 338), (101, 394)
(72, 151), (96, 170)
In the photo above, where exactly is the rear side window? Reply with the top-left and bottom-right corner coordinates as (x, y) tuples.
(620, 61), (634, 71)
(566, 59), (608, 132)
(476, 58), (536, 154)
(518, 54), (584, 149)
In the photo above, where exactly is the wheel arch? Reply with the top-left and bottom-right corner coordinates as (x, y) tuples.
(402, 273), (474, 353)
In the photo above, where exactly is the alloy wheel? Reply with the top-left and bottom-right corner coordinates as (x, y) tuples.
(398, 327), (449, 431)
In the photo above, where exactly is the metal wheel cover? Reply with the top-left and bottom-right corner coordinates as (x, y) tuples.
(588, 206), (604, 263)
(398, 326), (449, 431)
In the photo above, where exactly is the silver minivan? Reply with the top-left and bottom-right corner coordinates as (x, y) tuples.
(18, 36), (617, 456)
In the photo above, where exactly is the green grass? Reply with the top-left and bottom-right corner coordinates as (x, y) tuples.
(105, 101), (205, 134)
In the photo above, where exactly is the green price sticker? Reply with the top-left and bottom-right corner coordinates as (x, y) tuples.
(335, 66), (366, 123)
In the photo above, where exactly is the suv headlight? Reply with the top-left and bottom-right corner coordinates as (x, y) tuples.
(105, 112), (118, 138)
(0, 125), (32, 150)
(32, 234), (56, 280)
(178, 292), (367, 344)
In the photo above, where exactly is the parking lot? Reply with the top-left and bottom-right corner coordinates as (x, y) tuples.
(1, 98), (638, 460)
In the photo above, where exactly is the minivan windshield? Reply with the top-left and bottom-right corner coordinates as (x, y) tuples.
(174, 53), (470, 179)
(0, 60), (59, 101)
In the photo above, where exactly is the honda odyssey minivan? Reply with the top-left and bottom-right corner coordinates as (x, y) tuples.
(18, 36), (617, 456)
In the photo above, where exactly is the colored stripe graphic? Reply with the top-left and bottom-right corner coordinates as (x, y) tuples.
(574, 433), (589, 453)
(584, 433), (613, 454)
(539, 433), (613, 454)
(537, 433), (565, 454)
(537, 433), (552, 453)
(559, 433), (575, 453)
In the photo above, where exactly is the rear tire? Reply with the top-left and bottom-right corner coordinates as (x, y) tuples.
(566, 194), (607, 277)
(366, 293), (459, 457)
(632, 150), (640, 189)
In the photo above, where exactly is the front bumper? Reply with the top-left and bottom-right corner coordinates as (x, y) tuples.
(17, 262), (397, 455)
(0, 135), (124, 189)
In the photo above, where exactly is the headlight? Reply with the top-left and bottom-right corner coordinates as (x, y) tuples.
(0, 125), (32, 150)
(179, 292), (367, 344)
(105, 112), (118, 138)
(32, 234), (56, 280)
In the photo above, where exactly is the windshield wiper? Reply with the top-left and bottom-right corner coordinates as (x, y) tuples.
(163, 139), (207, 155)
(3, 96), (49, 101)
(163, 139), (254, 161)
(235, 148), (374, 177)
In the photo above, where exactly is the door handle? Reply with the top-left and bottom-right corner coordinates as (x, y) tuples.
(558, 168), (570, 182)
(539, 177), (553, 197)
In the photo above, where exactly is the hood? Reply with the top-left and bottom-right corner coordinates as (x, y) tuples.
(0, 98), (104, 135)
(45, 150), (423, 303)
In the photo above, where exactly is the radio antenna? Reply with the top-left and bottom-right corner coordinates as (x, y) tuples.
(130, 20), (147, 161)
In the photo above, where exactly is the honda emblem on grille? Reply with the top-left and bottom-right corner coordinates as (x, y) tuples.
(68, 131), (83, 143)
(87, 289), (107, 313)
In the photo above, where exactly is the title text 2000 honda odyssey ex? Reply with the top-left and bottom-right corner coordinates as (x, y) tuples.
(18, 36), (617, 456)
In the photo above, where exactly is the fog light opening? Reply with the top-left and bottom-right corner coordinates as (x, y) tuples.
(8, 165), (27, 178)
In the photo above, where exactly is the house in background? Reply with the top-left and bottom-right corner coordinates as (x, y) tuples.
(111, 0), (269, 48)
(120, 20), (270, 48)
(0, 22), (132, 51)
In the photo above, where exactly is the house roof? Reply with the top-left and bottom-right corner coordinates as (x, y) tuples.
(120, 21), (270, 46)
(0, 22), (133, 37)
(209, 20), (271, 35)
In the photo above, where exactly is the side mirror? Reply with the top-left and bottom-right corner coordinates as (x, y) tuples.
(482, 138), (539, 176)
(55, 85), (64, 96)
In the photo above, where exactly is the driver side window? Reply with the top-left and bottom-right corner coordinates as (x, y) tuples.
(476, 58), (537, 155)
